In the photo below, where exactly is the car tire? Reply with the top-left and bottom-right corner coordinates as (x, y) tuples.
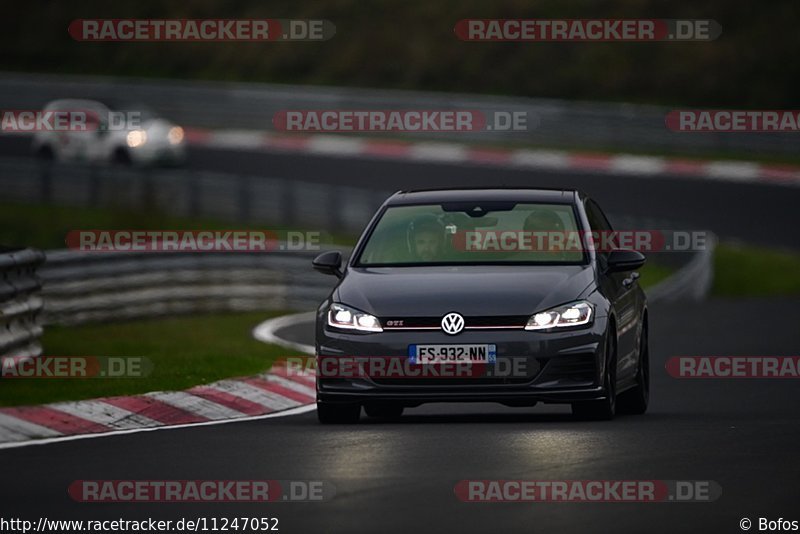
(112, 147), (132, 166)
(35, 145), (55, 162)
(364, 403), (404, 419)
(317, 402), (360, 424)
(572, 329), (617, 421)
(617, 324), (649, 415)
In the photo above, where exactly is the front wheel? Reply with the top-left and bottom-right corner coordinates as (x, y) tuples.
(572, 330), (617, 421)
(35, 145), (55, 162)
(617, 325), (649, 415)
(317, 402), (360, 424)
(112, 147), (132, 166)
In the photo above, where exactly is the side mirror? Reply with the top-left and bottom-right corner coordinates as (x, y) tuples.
(312, 250), (343, 278)
(606, 249), (646, 273)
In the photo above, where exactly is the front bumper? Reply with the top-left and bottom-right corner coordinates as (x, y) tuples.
(316, 316), (608, 406)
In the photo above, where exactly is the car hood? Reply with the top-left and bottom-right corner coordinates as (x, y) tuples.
(335, 265), (595, 317)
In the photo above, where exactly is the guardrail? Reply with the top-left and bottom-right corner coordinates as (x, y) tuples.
(646, 233), (717, 302)
(39, 248), (346, 325)
(0, 247), (45, 358)
(0, 157), (391, 236)
(0, 71), (796, 157)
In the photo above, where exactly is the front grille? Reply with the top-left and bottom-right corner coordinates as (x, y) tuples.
(381, 315), (528, 330)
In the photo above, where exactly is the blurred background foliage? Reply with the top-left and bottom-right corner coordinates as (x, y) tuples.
(2, 0), (797, 106)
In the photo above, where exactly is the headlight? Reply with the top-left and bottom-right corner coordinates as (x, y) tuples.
(167, 126), (184, 145)
(525, 301), (593, 330)
(126, 130), (148, 148)
(327, 303), (383, 333)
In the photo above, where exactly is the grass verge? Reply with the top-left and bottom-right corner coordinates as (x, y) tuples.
(0, 312), (301, 407)
(713, 243), (800, 297)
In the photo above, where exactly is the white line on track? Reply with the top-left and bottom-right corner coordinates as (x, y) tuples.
(252, 312), (316, 354)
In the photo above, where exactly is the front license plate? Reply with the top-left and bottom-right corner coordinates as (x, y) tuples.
(408, 344), (497, 364)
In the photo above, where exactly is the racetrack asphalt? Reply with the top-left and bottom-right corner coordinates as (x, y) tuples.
(1, 297), (798, 533)
(1, 136), (798, 532)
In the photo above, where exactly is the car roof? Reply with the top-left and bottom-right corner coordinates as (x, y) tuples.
(44, 99), (107, 109)
(386, 187), (580, 205)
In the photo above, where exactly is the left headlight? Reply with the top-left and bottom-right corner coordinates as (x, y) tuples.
(327, 303), (383, 333)
(126, 129), (148, 148)
(525, 301), (593, 331)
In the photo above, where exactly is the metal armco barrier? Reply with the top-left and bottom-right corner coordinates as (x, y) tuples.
(0, 157), (391, 236)
(646, 233), (717, 302)
(39, 248), (347, 325)
(0, 247), (45, 358)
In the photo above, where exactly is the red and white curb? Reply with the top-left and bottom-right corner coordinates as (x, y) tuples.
(0, 314), (316, 449)
(185, 128), (800, 187)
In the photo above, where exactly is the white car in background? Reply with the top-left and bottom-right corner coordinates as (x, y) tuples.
(32, 99), (186, 166)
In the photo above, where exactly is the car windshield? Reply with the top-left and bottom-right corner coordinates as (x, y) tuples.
(356, 201), (587, 266)
(107, 101), (159, 122)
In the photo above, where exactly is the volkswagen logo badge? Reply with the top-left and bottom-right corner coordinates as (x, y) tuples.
(441, 312), (465, 335)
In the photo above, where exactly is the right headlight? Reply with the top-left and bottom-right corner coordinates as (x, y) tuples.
(327, 303), (383, 333)
(525, 301), (593, 331)
(167, 126), (184, 145)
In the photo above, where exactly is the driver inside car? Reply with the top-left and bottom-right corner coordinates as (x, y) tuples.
(407, 214), (447, 262)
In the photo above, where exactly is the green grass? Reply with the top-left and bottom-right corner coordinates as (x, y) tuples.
(713, 243), (800, 297)
(0, 202), (355, 250)
(638, 262), (673, 289)
(0, 312), (304, 407)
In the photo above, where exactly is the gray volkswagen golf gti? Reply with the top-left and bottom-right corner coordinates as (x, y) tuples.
(312, 188), (649, 423)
